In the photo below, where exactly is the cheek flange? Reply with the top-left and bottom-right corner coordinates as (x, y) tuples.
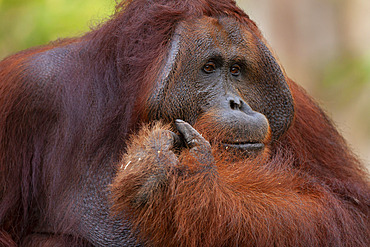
(250, 39), (294, 141)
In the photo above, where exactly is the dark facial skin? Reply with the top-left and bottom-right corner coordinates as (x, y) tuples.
(148, 16), (294, 153)
(112, 15), (370, 247)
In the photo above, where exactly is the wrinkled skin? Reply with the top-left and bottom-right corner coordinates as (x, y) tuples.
(0, 15), (293, 246)
(131, 16), (296, 202)
(112, 16), (369, 247)
(115, 16), (294, 244)
(126, 17), (296, 206)
(112, 16), (295, 244)
(148, 17), (294, 146)
(2, 5), (369, 246)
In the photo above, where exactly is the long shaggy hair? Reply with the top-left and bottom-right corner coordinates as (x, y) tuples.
(0, 0), (369, 246)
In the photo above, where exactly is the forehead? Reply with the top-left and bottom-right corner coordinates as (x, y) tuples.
(175, 16), (259, 64)
(176, 16), (257, 56)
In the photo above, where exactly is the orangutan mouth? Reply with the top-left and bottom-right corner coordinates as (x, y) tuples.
(222, 142), (265, 151)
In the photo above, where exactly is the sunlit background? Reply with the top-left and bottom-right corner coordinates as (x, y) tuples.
(1, 0), (369, 169)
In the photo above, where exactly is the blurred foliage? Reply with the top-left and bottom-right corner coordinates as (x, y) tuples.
(320, 54), (370, 139)
(321, 54), (370, 106)
(0, 0), (115, 58)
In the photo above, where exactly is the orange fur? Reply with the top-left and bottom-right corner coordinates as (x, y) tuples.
(1, 0), (368, 245)
(112, 83), (370, 246)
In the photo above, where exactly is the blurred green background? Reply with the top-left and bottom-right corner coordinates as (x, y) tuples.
(0, 0), (115, 54)
(0, 0), (369, 168)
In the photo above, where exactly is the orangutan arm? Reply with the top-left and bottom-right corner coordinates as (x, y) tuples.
(112, 121), (368, 247)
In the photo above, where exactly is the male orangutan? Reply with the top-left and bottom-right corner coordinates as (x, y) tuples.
(0, 0), (369, 246)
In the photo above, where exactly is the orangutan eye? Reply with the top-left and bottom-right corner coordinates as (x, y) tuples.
(230, 64), (241, 76)
(203, 61), (216, 74)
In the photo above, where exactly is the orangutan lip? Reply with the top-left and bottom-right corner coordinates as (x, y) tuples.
(222, 142), (264, 151)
